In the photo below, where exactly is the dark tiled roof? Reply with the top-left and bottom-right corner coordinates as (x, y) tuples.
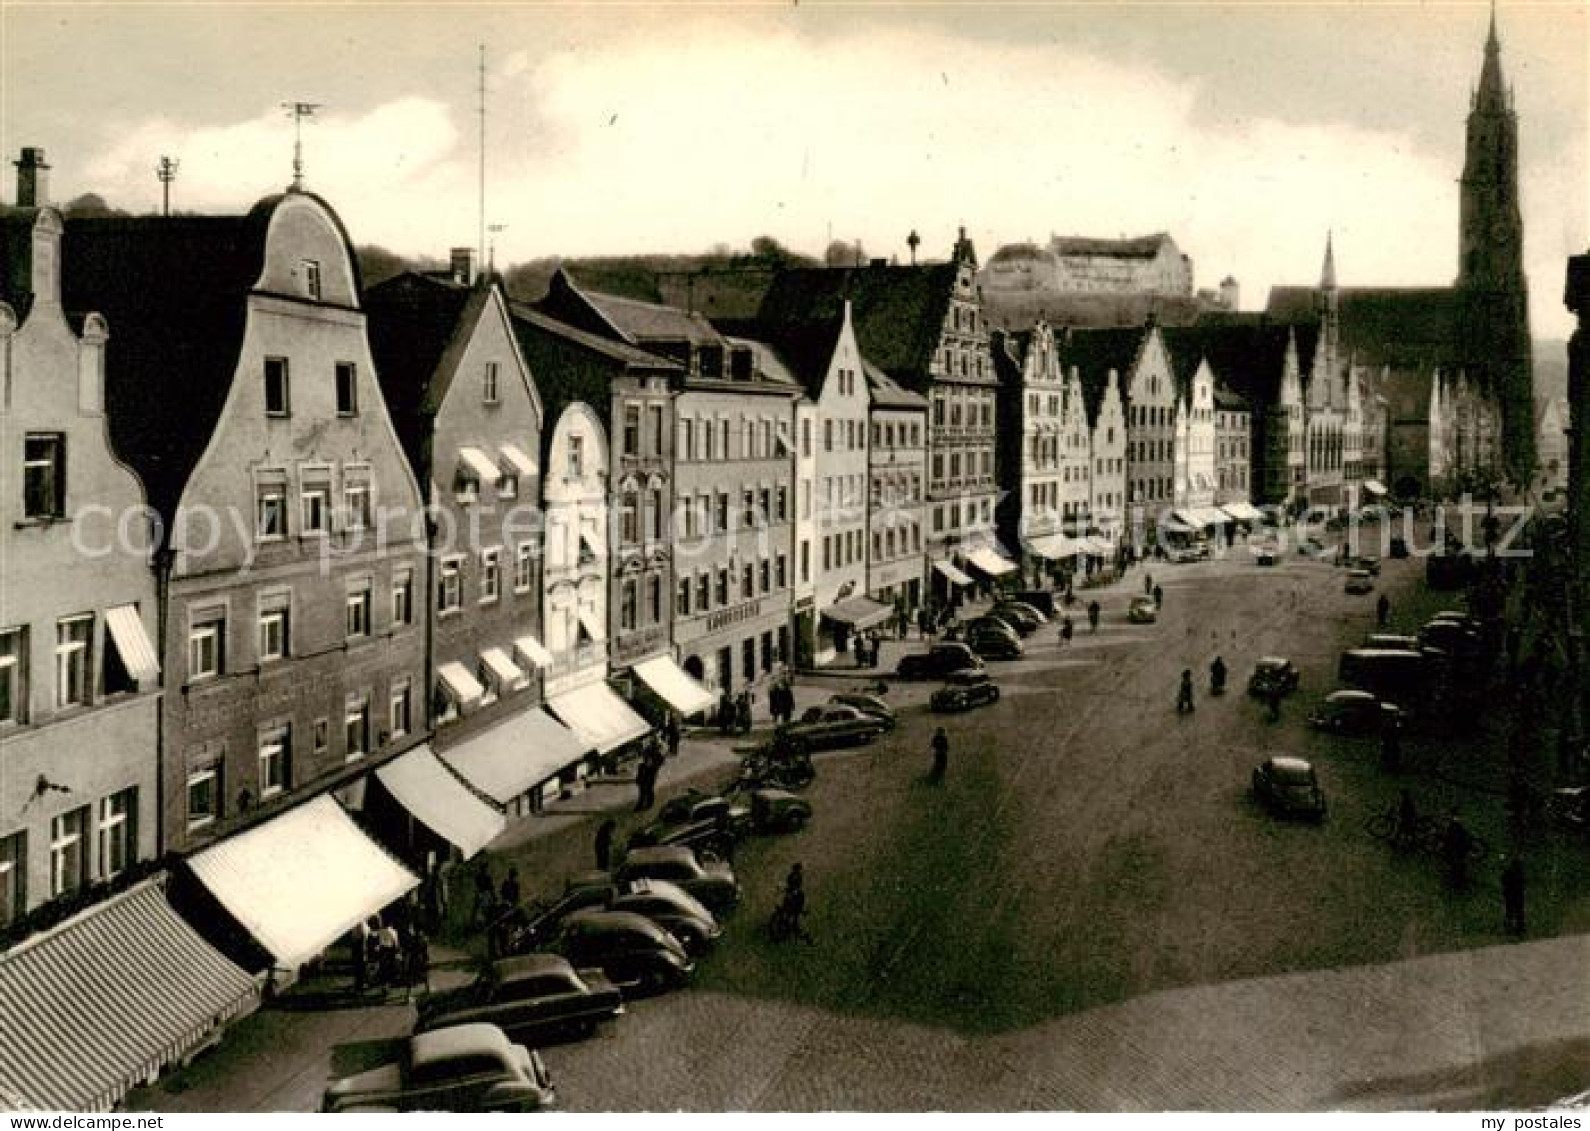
(755, 264), (959, 388)
(734, 316), (844, 399)
(0, 209), (43, 322)
(509, 301), (681, 371)
(1050, 233), (1175, 259)
(581, 285), (728, 347)
(982, 289), (1204, 333)
(1158, 325), (1209, 398)
(1172, 319), (1304, 409)
(1267, 285), (1459, 371)
(655, 267), (778, 322)
(1056, 325), (1149, 425)
(59, 199), (302, 522)
(723, 336), (800, 389)
(866, 362), (928, 410)
(1213, 383), (1251, 411)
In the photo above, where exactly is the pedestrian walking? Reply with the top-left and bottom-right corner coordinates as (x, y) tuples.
(499, 867), (521, 912)
(404, 928), (431, 1002)
(635, 750), (659, 812)
(929, 726), (949, 783)
(1266, 685), (1283, 722)
(1176, 669), (1195, 714)
(1376, 593), (1391, 628)
(735, 690), (752, 734)
(718, 690), (735, 735)
(471, 862), (497, 929)
(1153, 584), (1164, 610)
(1060, 616), (1074, 646)
(664, 713), (682, 758)
(350, 918), (370, 995)
(1502, 856), (1526, 935)
(1087, 600), (1100, 633)
(594, 818), (617, 870)
(1144, 573), (1154, 597)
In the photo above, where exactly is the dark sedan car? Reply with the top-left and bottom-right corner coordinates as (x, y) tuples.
(1308, 689), (1402, 735)
(554, 910), (694, 995)
(930, 669), (1000, 712)
(321, 1023), (555, 1113)
(415, 954), (623, 1045)
(1247, 657), (1301, 697)
(828, 692), (896, 728)
(613, 846), (740, 913)
(784, 704), (890, 750)
(966, 629), (1023, 660)
(897, 643), (984, 680)
(1252, 756), (1327, 820)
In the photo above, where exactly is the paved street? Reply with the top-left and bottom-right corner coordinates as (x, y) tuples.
(133, 528), (1590, 1111)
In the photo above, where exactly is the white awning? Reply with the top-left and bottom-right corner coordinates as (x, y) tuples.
(1081, 536), (1116, 555)
(933, 559), (975, 587)
(457, 446), (500, 482)
(103, 604), (160, 684)
(548, 681), (651, 754)
(1160, 516), (1197, 534)
(440, 708), (591, 805)
(578, 609), (606, 643)
(632, 655), (716, 717)
(375, 744), (504, 858)
(963, 546), (1017, 577)
(499, 443), (537, 477)
(513, 635), (555, 671)
(437, 661), (486, 709)
(1191, 506), (1231, 528)
(1220, 501), (1266, 523)
(186, 795), (418, 971)
(1026, 535), (1085, 560)
(1363, 479), (1389, 497)
(481, 647), (527, 690)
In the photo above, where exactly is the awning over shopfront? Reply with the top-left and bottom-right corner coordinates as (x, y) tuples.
(441, 708), (590, 805)
(481, 647), (528, 691)
(514, 634), (555, 671)
(375, 744), (505, 858)
(457, 446), (501, 482)
(1363, 479), (1389, 497)
(1026, 535), (1085, 560)
(933, 559), (975, 587)
(186, 795), (419, 971)
(1081, 536), (1116, 556)
(963, 546), (1018, 578)
(1192, 507), (1232, 528)
(499, 443), (538, 477)
(103, 604), (160, 684)
(1160, 516), (1197, 535)
(0, 882), (256, 1113)
(437, 661), (486, 710)
(632, 655), (716, 716)
(822, 595), (893, 631)
(1219, 501), (1266, 523)
(548, 681), (651, 754)
(577, 609), (606, 643)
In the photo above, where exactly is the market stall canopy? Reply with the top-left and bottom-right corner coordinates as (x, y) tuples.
(933, 559), (975, 587)
(0, 882), (256, 1113)
(963, 546), (1018, 577)
(1026, 535), (1085, 560)
(186, 794), (418, 971)
(822, 595), (893, 631)
(375, 744), (505, 857)
(632, 655), (716, 717)
(441, 707), (590, 805)
(548, 681), (651, 754)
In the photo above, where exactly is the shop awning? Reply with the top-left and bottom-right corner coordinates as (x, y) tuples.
(103, 604), (160, 684)
(963, 546), (1018, 577)
(933, 559), (975, 587)
(1081, 536), (1116, 556)
(375, 744), (505, 858)
(481, 647), (528, 690)
(632, 655), (716, 717)
(578, 609), (606, 644)
(437, 661), (486, 710)
(186, 795), (418, 971)
(548, 681), (652, 754)
(1220, 501), (1266, 523)
(440, 708), (590, 805)
(0, 882), (256, 1113)
(1160, 516), (1197, 534)
(514, 634), (555, 671)
(457, 446), (500, 482)
(499, 443), (538, 477)
(822, 595), (893, 631)
(1027, 535), (1085, 560)
(1363, 479), (1389, 497)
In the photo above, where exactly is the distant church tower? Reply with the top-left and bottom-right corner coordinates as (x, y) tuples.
(1456, 4), (1535, 485)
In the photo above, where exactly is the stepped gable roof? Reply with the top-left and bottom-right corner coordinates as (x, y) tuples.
(866, 362), (928, 410)
(1050, 233), (1174, 258)
(58, 195), (330, 523)
(756, 263), (959, 386)
(1056, 325), (1149, 424)
(1267, 285), (1459, 372)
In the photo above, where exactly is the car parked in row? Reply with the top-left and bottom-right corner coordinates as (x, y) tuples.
(415, 954), (624, 1046)
(1344, 569), (1375, 594)
(1127, 595), (1158, 624)
(1247, 657), (1300, 698)
(612, 846), (740, 913)
(321, 1023), (555, 1113)
(1251, 757), (1327, 821)
(930, 669), (1000, 712)
(996, 599), (1049, 626)
(785, 704), (891, 750)
(827, 692), (895, 728)
(553, 910), (694, 995)
(965, 628), (1024, 660)
(897, 643), (984, 680)
(1308, 689), (1402, 735)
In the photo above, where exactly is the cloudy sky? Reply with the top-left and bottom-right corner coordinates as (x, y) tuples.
(4, 1), (1585, 336)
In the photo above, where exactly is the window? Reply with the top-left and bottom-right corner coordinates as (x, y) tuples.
(568, 434), (584, 479)
(343, 482), (371, 531)
(335, 362), (357, 415)
(258, 726), (290, 798)
(186, 760), (221, 830)
(775, 485), (788, 522)
(301, 259), (322, 300)
(264, 357), (290, 416)
(98, 787), (137, 880)
(801, 419), (812, 457)
(759, 558), (771, 594)
(824, 420), (834, 453)
(480, 548), (501, 603)
(313, 718), (329, 756)
(515, 543), (534, 592)
(800, 540), (810, 584)
(300, 484), (329, 534)
(392, 569), (414, 626)
(716, 568), (729, 606)
(497, 471), (517, 499)
(647, 574), (662, 623)
(391, 680), (412, 738)
(696, 573), (710, 611)
(621, 492), (640, 544)
(483, 361), (499, 404)
(0, 833), (24, 929)
(50, 807), (89, 897)
(256, 482), (287, 539)
(677, 577), (692, 617)
(23, 434), (66, 519)
(624, 405), (641, 456)
(258, 603), (288, 663)
(55, 615), (92, 709)
(345, 583), (371, 639)
(621, 580), (638, 631)
(679, 418), (695, 461)
(345, 695), (370, 761)
(189, 613), (224, 683)
(1, 627), (26, 725)
(438, 557), (463, 613)
(776, 553), (787, 589)
(704, 421), (716, 461)
(715, 492), (730, 532)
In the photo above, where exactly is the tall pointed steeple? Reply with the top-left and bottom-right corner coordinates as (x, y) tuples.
(1320, 230), (1337, 290)
(1475, 0), (1507, 112)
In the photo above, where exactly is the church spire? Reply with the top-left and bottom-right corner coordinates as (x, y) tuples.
(1476, 0), (1507, 111)
(1320, 230), (1337, 290)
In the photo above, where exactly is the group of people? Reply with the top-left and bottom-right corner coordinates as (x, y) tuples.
(717, 688), (756, 735)
(350, 911), (429, 1000)
(850, 631), (885, 669)
(768, 678), (798, 727)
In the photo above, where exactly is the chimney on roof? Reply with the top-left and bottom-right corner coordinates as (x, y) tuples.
(869, 258), (887, 269)
(15, 147), (49, 208)
(450, 247), (477, 286)
(1219, 277), (1240, 311)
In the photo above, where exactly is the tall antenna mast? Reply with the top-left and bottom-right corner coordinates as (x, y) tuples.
(281, 101), (322, 190)
(156, 155), (180, 216)
(478, 45), (487, 269)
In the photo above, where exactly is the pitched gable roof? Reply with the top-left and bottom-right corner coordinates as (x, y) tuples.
(1055, 325), (1149, 425)
(866, 362), (928, 410)
(737, 316), (845, 399)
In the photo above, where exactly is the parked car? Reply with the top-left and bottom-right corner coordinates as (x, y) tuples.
(897, 643), (984, 680)
(415, 954), (623, 1045)
(658, 787), (810, 834)
(1252, 544), (1280, 567)
(613, 846), (740, 912)
(605, 880), (722, 955)
(783, 704), (890, 751)
(1247, 657), (1301, 698)
(828, 692), (896, 728)
(1429, 610), (1482, 632)
(626, 790), (748, 856)
(1346, 555), (1382, 576)
(1363, 634), (1422, 652)
(964, 616), (1023, 645)
(988, 603), (1042, 632)
(1419, 619), (1484, 657)
(1165, 542), (1209, 563)
(966, 630), (1024, 660)
(1298, 536), (1328, 558)
(996, 599), (1049, 626)
(553, 910), (694, 994)
(321, 1023), (555, 1113)
(979, 607), (1036, 636)
(1251, 757), (1327, 821)
(749, 788), (813, 832)
(1308, 689), (1402, 735)
(1011, 590), (1059, 617)
(1127, 595), (1158, 624)
(930, 669), (1001, 712)
(656, 789), (752, 832)
(1344, 569), (1375, 594)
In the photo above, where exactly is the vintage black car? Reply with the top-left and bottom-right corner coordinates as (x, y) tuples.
(965, 628), (1023, 660)
(612, 846), (740, 912)
(1308, 689), (1402, 735)
(784, 704), (890, 750)
(1252, 757), (1327, 821)
(553, 910), (694, 994)
(930, 669), (1000, 712)
(827, 692), (896, 728)
(749, 788), (813, 833)
(321, 1023), (555, 1113)
(897, 643), (984, 680)
(415, 954), (623, 1045)
(1247, 657), (1301, 697)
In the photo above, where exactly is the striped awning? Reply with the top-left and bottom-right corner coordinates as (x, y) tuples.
(187, 795), (418, 971)
(963, 546), (1018, 578)
(375, 744), (504, 858)
(440, 707), (591, 805)
(632, 655), (715, 717)
(0, 881), (256, 1113)
(1220, 501), (1266, 523)
(103, 604), (160, 684)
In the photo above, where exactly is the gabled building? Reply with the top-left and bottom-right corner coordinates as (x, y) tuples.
(1, 192), (162, 927)
(1213, 385), (1254, 507)
(992, 323), (1066, 581)
(865, 366), (927, 614)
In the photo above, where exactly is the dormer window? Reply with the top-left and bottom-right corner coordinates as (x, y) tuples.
(302, 260), (322, 300)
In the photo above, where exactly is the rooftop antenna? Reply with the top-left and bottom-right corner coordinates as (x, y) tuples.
(156, 155), (179, 216)
(478, 45), (487, 274)
(282, 101), (322, 190)
(487, 223), (507, 276)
